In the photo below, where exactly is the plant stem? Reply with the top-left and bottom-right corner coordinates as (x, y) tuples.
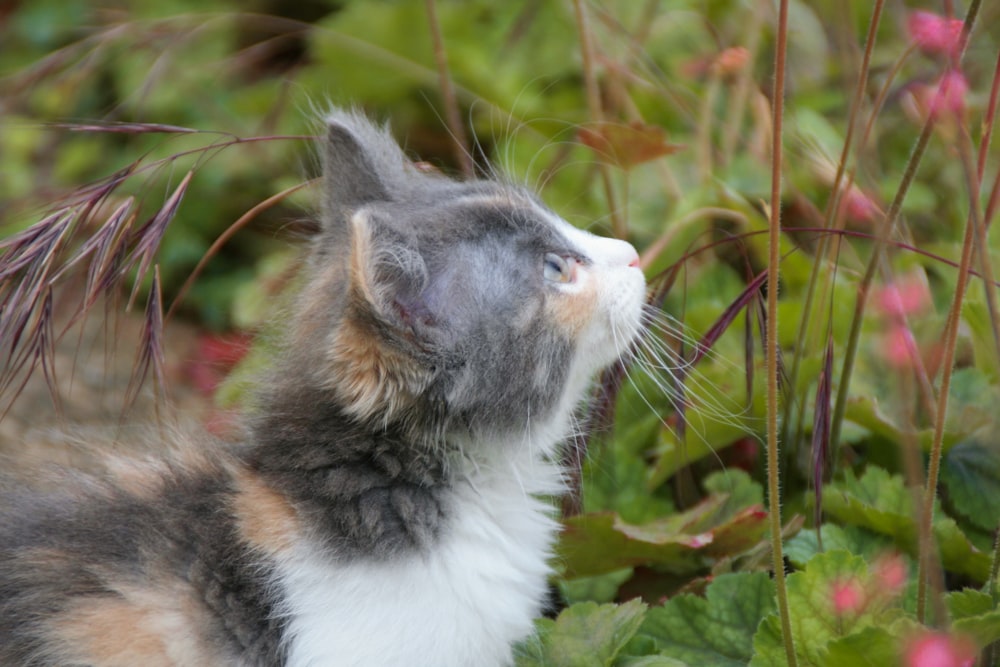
(572, 0), (626, 239)
(782, 0), (883, 457)
(166, 179), (315, 322)
(917, 126), (999, 622)
(424, 0), (474, 179)
(829, 96), (935, 463)
(720, 0), (765, 164)
(767, 0), (796, 664)
(696, 69), (720, 183)
(916, 182), (976, 623)
(976, 50), (1000, 184)
(991, 524), (1000, 606)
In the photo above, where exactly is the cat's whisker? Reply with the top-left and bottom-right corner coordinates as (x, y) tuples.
(601, 306), (760, 459)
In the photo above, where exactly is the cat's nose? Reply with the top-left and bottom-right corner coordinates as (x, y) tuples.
(601, 238), (640, 268)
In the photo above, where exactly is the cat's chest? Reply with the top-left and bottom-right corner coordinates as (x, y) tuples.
(275, 460), (562, 667)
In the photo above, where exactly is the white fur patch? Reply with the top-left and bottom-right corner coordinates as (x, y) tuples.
(546, 212), (646, 374)
(276, 447), (563, 667)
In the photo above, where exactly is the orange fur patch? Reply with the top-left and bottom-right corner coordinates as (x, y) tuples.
(98, 436), (220, 505)
(326, 313), (426, 421)
(231, 471), (300, 556)
(49, 584), (226, 667)
(546, 281), (599, 338)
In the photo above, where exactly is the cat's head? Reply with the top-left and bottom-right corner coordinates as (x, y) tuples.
(287, 110), (645, 451)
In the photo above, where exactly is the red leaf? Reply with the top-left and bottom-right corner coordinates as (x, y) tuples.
(578, 122), (684, 170)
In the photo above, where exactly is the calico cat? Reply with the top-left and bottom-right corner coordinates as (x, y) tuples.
(0, 109), (646, 666)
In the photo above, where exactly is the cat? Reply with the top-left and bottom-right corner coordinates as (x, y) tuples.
(0, 109), (647, 667)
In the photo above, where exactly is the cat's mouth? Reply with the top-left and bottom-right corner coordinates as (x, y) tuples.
(586, 259), (648, 370)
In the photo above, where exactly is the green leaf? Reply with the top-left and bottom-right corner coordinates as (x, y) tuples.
(785, 524), (894, 569)
(702, 469), (764, 519)
(821, 626), (899, 667)
(617, 657), (689, 667)
(750, 550), (902, 667)
(749, 614), (789, 667)
(941, 436), (1000, 532)
(560, 569), (635, 605)
(822, 467), (991, 581)
(842, 397), (936, 453)
(583, 442), (675, 524)
(640, 572), (776, 667)
(648, 388), (761, 487)
(946, 589), (1000, 647)
(947, 588), (995, 619)
(559, 495), (767, 579)
(515, 600), (648, 667)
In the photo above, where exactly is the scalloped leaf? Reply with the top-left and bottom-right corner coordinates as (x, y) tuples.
(822, 626), (899, 667)
(558, 495), (767, 579)
(639, 572), (776, 666)
(750, 550), (902, 667)
(940, 436), (1000, 532)
(515, 600), (648, 667)
(822, 467), (990, 581)
(785, 524), (895, 569)
(946, 589), (1000, 647)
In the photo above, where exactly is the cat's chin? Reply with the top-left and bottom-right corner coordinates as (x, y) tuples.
(579, 270), (647, 372)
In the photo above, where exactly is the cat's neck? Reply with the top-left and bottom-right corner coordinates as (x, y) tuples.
(244, 376), (567, 562)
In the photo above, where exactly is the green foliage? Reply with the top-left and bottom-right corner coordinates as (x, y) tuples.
(640, 572), (776, 666)
(820, 627), (900, 667)
(946, 589), (1000, 647)
(516, 600), (648, 667)
(785, 524), (896, 569)
(822, 467), (991, 581)
(561, 470), (766, 579)
(751, 550), (900, 666)
(941, 435), (1000, 533)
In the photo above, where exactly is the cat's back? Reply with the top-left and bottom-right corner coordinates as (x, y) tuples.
(0, 440), (287, 667)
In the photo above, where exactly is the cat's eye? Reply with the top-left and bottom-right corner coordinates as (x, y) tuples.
(543, 253), (576, 284)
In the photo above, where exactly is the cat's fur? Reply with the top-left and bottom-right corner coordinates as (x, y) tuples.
(0, 109), (646, 666)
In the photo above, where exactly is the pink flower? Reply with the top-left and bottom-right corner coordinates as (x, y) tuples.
(883, 324), (920, 369)
(904, 632), (975, 667)
(872, 552), (908, 594)
(930, 70), (969, 120)
(830, 578), (865, 615)
(713, 47), (751, 77)
(873, 279), (931, 318)
(908, 11), (964, 59)
(842, 187), (880, 224)
(902, 71), (970, 127)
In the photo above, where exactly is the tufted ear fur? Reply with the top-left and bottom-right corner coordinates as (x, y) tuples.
(321, 110), (413, 226)
(346, 210), (434, 340)
(326, 209), (447, 423)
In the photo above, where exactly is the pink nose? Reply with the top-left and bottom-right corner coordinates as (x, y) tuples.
(619, 243), (640, 268)
(600, 238), (640, 268)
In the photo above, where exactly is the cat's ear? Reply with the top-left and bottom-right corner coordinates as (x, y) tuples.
(345, 209), (442, 348)
(329, 210), (446, 421)
(321, 109), (411, 224)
